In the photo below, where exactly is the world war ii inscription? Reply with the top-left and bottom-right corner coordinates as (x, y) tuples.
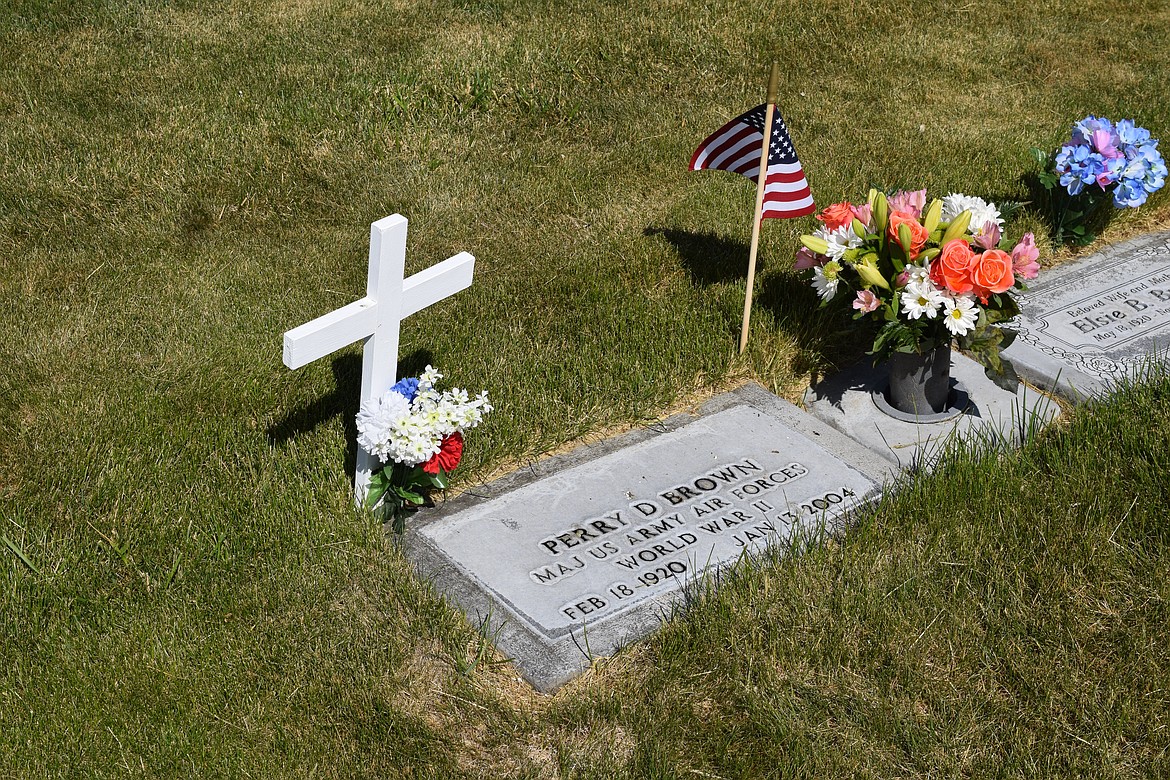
(405, 385), (889, 691)
(1005, 231), (1170, 398)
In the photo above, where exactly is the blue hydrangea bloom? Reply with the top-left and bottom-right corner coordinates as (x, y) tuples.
(1114, 178), (1148, 208)
(390, 377), (420, 401)
(1115, 119), (1152, 146)
(1072, 115), (1114, 147)
(1137, 143), (1167, 192)
(1056, 144), (1106, 195)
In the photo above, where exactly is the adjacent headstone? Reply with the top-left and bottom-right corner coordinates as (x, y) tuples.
(804, 352), (1061, 471)
(1002, 231), (1170, 400)
(405, 384), (888, 692)
(283, 215), (474, 503)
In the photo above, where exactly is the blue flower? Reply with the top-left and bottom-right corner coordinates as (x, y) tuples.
(390, 377), (420, 401)
(1056, 144), (1107, 195)
(1114, 178), (1149, 208)
(1136, 143), (1167, 193)
(1072, 115), (1114, 147)
(1116, 119), (1151, 147)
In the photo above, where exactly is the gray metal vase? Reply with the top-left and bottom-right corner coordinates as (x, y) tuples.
(887, 345), (951, 415)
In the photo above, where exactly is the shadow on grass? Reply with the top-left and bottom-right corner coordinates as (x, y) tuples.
(756, 271), (876, 380)
(644, 226), (750, 285)
(268, 349), (433, 483)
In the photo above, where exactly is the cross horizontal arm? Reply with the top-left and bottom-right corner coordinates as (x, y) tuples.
(283, 297), (379, 369)
(401, 252), (475, 319)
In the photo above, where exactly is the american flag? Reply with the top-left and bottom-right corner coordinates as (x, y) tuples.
(689, 104), (815, 220)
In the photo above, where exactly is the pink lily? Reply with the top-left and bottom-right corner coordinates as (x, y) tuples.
(1011, 232), (1040, 280)
(852, 289), (881, 313)
(973, 221), (1002, 250)
(888, 189), (927, 218)
(794, 247), (826, 270)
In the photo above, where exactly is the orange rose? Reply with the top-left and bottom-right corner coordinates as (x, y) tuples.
(930, 239), (975, 294)
(970, 249), (1015, 301)
(816, 201), (856, 231)
(887, 212), (929, 259)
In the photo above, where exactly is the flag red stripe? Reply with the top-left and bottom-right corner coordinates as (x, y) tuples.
(689, 119), (756, 169)
(764, 170), (808, 184)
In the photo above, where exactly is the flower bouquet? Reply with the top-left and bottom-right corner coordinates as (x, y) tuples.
(355, 366), (492, 533)
(1031, 116), (1166, 245)
(796, 189), (1040, 392)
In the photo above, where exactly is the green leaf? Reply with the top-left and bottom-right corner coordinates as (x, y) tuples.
(984, 357), (1021, 393)
(393, 487), (426, 505)
(1028, 146), (1049, 167)
(996, 200), (1026, 222)
(428, 470), (450, 490)
(365, 469), (391, 509)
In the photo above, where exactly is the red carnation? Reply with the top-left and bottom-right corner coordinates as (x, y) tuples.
(423, 432), (463, 475)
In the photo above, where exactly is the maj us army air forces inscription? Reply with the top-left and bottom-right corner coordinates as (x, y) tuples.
(416, 405), (877, 640)
(532, 459), (858, 625)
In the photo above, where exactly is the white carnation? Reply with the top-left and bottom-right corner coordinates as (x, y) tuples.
(356, 370), (493, 467)
(941, 193), (1003, 237)
(356, 390), (413, 463)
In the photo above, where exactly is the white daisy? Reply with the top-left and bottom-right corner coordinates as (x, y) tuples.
(812, 260), (843, 301)
(942, 294), (979, 336)
(900, 280), (945, 319)
(820, 225), (863, 261)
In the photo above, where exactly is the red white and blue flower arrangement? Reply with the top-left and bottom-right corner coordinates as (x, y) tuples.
(356, 366), (492, 532)
(1033, 116), (1166, 245)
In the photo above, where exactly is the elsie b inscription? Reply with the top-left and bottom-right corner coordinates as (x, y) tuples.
(1007, 233), (1170, 392)
(415, 404), (877, 639)
(1044, 268), (1170, 349)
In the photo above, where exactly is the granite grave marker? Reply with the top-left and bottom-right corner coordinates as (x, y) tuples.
(405, 384), (889, 692)
(1003, 231), (1170, 399)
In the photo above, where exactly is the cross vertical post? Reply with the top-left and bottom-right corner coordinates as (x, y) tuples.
(282, 214), (475, 505)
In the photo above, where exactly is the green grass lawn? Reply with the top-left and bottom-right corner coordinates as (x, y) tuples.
(3, 0), (1169, 776)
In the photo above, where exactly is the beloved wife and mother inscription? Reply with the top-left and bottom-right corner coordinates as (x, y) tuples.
(1004, 231), (1170, 399)
(405, 384), (888, 691)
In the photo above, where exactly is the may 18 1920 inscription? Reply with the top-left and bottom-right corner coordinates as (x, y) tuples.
(405, 386), (887, 690)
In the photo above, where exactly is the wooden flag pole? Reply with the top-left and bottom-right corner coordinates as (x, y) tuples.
(739, 61), (780, 354)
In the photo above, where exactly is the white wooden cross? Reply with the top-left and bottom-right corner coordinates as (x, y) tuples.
(282, 214), (474, 505)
